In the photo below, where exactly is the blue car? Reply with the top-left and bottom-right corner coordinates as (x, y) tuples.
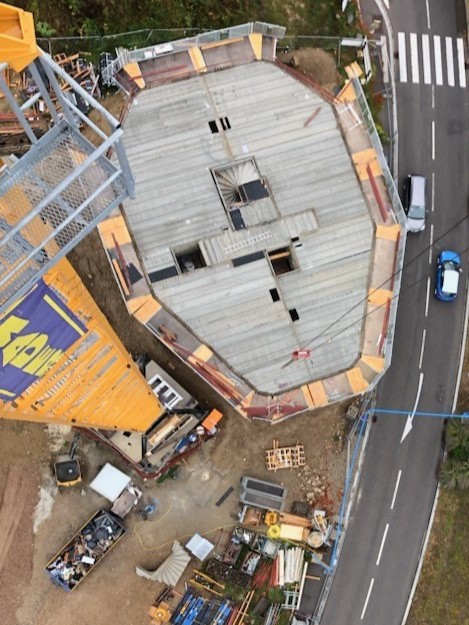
(435, 250), (462, 301)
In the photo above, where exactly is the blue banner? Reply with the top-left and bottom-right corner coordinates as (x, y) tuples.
(0, 280), (87, 401)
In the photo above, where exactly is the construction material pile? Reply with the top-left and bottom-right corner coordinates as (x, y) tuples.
(171, 587), (234, 625)
(206, 560), (251, 589)
(273, 547), (306, 586)
(53, 52), (99, 97)
(45, 510), (126, 591)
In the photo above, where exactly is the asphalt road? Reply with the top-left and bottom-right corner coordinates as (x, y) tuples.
(321, 0), (469, 623)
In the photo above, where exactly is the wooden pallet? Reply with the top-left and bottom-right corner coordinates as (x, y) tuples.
(265, 440), (306, 472)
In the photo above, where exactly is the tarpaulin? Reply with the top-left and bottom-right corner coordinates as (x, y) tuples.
(0, 280), (87, 400)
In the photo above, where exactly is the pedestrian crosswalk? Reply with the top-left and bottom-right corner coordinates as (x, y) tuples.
(384, 32), (467, 88)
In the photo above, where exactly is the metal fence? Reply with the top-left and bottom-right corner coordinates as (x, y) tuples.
(351, 76), (407, 376)
(37, 21), (286, 60)
(312, 402), (372, 622)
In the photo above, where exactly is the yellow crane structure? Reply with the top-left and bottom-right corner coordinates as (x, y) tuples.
(0, 4), (165, 432)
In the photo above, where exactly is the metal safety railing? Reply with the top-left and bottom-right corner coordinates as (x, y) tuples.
(351, 76), (407, 374)
(312, 402), (372, 622)
(101, 22), (286, 88)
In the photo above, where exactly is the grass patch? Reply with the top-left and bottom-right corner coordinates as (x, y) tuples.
(407, 489), (469, 625)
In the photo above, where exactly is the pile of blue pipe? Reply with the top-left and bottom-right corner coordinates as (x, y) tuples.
(172, 588), (233, 625)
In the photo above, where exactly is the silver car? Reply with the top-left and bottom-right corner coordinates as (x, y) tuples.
(403, 174), (426, 233)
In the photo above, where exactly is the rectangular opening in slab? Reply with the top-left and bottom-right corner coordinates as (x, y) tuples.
(268, 247), (294, 275)
(175, 244), (207, 273)
(208, 120), (219, 133)
(270, 288), (280, 302)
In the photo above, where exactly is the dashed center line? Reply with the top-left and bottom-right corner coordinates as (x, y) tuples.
(425, 277), (431, 317)
(425, 0), (431, 29)
(376, 523), (390, 566)
(431, 121), (435, 160)
(431, 172), (435, 211)
(419, 328), (427, 369)
(391, 469), (402, 510)
(429, 223), (434, 264)
(361, 578), (375, 620)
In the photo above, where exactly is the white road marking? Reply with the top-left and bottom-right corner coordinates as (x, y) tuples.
(361, 578), (375, 620)
(410, 33), (420, 83)
(422, 34), (432, 84)
(429, 224), (434, 264)
(390, 470), (402, 510)
(434, 36), (443, 85)
(398, 32), (408, 83)
(425, 0), (431, 29)
(431, 120), (435, 160)
(413, 372), (424, 412)
(419, 328), (427, 368)
(446, 37), (455, 86)
(383, 0), (389, 8)
(457, 38), (467, 88)
(401, 372), (424, 443)
(431, 84), (435, 108)
(431, 172), (435, 211)
(425, 277), (431, 316)
(376, 523), (390, 566)
(381, 35), (389, 83)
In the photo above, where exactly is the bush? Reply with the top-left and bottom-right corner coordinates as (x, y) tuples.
(441, 419), (469, 490)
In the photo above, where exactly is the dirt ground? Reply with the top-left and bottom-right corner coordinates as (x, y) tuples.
(0, 401), (346, 625)
(281, 48), (341, 93)
(0, 47), (348, 625)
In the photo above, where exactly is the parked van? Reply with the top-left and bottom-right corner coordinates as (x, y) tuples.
(403, 174), (426, 232)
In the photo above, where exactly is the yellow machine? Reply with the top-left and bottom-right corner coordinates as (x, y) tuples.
(264, 510), (278, 526)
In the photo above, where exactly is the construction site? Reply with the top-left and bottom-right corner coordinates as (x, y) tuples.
(0, 5), (406, 625)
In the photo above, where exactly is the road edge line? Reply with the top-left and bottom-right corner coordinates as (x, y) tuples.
(400, 486), (440, 625)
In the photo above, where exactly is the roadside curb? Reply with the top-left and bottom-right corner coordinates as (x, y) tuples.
(344, 412), (372, 526)
(314, 404), (373, 622)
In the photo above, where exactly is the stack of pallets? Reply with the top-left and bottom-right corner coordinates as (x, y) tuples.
(265, 440), (306, 472)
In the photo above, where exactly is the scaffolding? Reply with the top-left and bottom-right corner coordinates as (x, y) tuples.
(0, 4), (164, 431)
(0, 4), (134, 314)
